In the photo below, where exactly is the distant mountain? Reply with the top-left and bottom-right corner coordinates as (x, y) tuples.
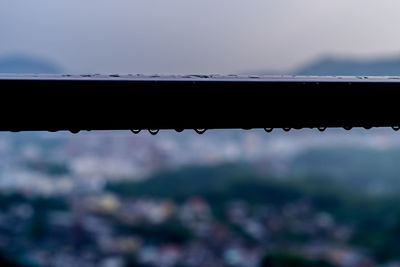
(0, 55), (61, 74)
(251, 56), (400, 76)
(295, 57), (400, 76)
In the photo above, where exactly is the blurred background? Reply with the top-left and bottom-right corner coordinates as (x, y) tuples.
(2, 0), (400, 75)
(0, 130), (400, 267)
(2, 1), (400, 267)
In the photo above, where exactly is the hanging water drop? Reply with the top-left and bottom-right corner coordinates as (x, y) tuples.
(194, 129), (207, 134)
(148, 129), (160, 135)
(318, 127), (326, 132)
(392, 126), (400, 131)
(283, 128), (291, 132)
(264, 128), (273, 133)
(131, 129), (141, 134)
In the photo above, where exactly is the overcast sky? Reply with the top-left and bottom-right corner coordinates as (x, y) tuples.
(1, 0), (400, 74)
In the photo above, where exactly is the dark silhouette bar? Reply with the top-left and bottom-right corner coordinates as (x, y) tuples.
(1, 74), (400, 132)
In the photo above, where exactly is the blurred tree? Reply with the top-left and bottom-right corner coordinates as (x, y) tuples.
(261, 252), (335, 267)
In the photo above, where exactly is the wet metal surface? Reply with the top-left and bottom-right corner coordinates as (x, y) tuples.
(1, 74), (400, 132)
(2, 74), (400, 83)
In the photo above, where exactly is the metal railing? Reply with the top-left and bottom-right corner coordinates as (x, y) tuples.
(1, 74), (400, 133)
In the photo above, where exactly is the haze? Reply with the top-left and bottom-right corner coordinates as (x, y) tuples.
(1, 0), (400, 74)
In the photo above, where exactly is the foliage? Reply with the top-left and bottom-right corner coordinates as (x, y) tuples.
(261, 252), (335, 267)
(107, 159), (400, 262)
(122, 219), (192, 244)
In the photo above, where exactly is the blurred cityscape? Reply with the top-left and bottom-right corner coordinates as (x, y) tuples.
(0, 129), (399, 266)
(3, 0), (400, 265)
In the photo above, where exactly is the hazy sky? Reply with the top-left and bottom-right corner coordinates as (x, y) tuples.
(1, 0), (400, 74)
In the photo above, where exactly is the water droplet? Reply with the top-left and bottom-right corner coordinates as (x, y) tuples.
(343, 126), (352, 130)
(363, 126), (372, 130)
(70, 129), (80, 134)
(175, 129), (184, 133)
(194, 129), (207, 134)
(283, 128), (291, 132)
(186, 75), (210, 79)
(318, 127), (326, 132)
(148, 129), (159, 135)
(130, 129), (141, 134)
(392, 126), (400, 131)
(264, 128), (273, 133)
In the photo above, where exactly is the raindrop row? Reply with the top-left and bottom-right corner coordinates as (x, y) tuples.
(126, 126), (400, 135)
